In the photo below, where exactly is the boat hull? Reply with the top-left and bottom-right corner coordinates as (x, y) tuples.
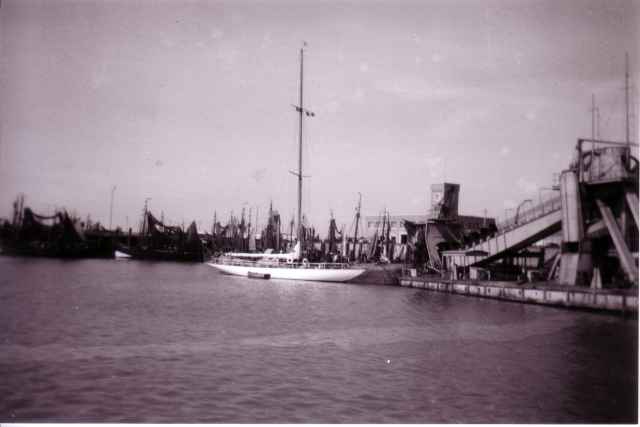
(207, 262), (365, 282)
(115, 245), (204, 262)
(114, 250), (132, 259)
(348, 263), (404, 285)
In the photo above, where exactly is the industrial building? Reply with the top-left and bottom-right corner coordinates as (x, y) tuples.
(442, 139), (638, 288)
(363, 183), (497, 267)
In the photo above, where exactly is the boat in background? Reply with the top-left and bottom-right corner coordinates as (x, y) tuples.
(114, 250), (132, 259)
(207, 45), (365, 283)
(116, 203), (205, 262)
(351, 209), (404, 285)
(0, 195), (116, 259)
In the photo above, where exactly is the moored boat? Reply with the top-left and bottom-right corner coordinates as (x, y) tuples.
(116, 204), (205, 262)
(212, 261), (364, 282)
(208, 242), (365, 282)
(0, 197), (116, 259)
(207, 45), (365, 283)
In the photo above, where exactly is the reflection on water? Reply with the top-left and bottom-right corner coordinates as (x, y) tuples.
(0, 257), (637, 423)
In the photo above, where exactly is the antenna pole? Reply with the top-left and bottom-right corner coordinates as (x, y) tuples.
(591, 93), (596, 140)
(590, 94), (597, 179)
(625, 52), (630, 145)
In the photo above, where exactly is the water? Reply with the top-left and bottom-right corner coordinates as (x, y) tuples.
(0, 257), (637, 423)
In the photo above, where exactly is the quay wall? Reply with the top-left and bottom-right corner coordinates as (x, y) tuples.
(399, 277), (638, 314)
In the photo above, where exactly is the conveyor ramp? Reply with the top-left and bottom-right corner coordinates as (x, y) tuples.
(452, 196), (562, 266)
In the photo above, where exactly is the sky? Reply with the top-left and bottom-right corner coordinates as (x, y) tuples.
(0, 0), (638, 236)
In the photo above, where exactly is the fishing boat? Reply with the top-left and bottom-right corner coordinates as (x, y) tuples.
(115, 202), (205, 262)
(342, 198), (403, 285)
(0, 196), (116, 259)
(207, 45), (365, 283)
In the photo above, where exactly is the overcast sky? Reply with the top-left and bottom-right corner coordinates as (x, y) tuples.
(0, 0), (638, 235)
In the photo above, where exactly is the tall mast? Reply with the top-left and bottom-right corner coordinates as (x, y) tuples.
(297, 46), (304, 246)
(142, 198), (151, 235)
(291, 43), (314, 249)
(385, 210), (391, 259)
(255, 206), (259, 245)
(380, 210), (386, 258)
(352, 193), (362, 261)
(290, 215), (295, 244)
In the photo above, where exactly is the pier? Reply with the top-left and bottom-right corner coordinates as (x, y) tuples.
(400, 276), (638, 315)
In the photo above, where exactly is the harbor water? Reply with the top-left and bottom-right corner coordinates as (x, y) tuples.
(0, 257), (637, 423)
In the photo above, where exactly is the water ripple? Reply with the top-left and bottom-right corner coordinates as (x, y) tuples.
(0, 258), (636, 423)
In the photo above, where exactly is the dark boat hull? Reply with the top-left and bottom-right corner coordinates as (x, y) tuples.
(0, 240), (115, 259)
(116, 245), (204, 262)
(347, 263), (404, 285)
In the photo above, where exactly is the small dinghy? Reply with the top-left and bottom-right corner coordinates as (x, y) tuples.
(247, 271), (271, 280)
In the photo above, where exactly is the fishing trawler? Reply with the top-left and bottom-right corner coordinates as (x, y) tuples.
(116, 202), (205, 262)
(207, 45), (365, 282)
(0, 196), (116, 259)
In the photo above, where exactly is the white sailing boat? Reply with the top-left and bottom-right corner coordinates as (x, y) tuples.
(207, 45), (365, 282)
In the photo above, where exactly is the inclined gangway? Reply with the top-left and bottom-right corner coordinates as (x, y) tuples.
(458, 195), (563, 266)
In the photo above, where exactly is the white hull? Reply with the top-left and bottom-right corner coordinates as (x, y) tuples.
(207, 262), (365, 282)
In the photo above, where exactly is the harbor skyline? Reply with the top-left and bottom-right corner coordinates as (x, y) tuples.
(0, 0), (638, 235)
